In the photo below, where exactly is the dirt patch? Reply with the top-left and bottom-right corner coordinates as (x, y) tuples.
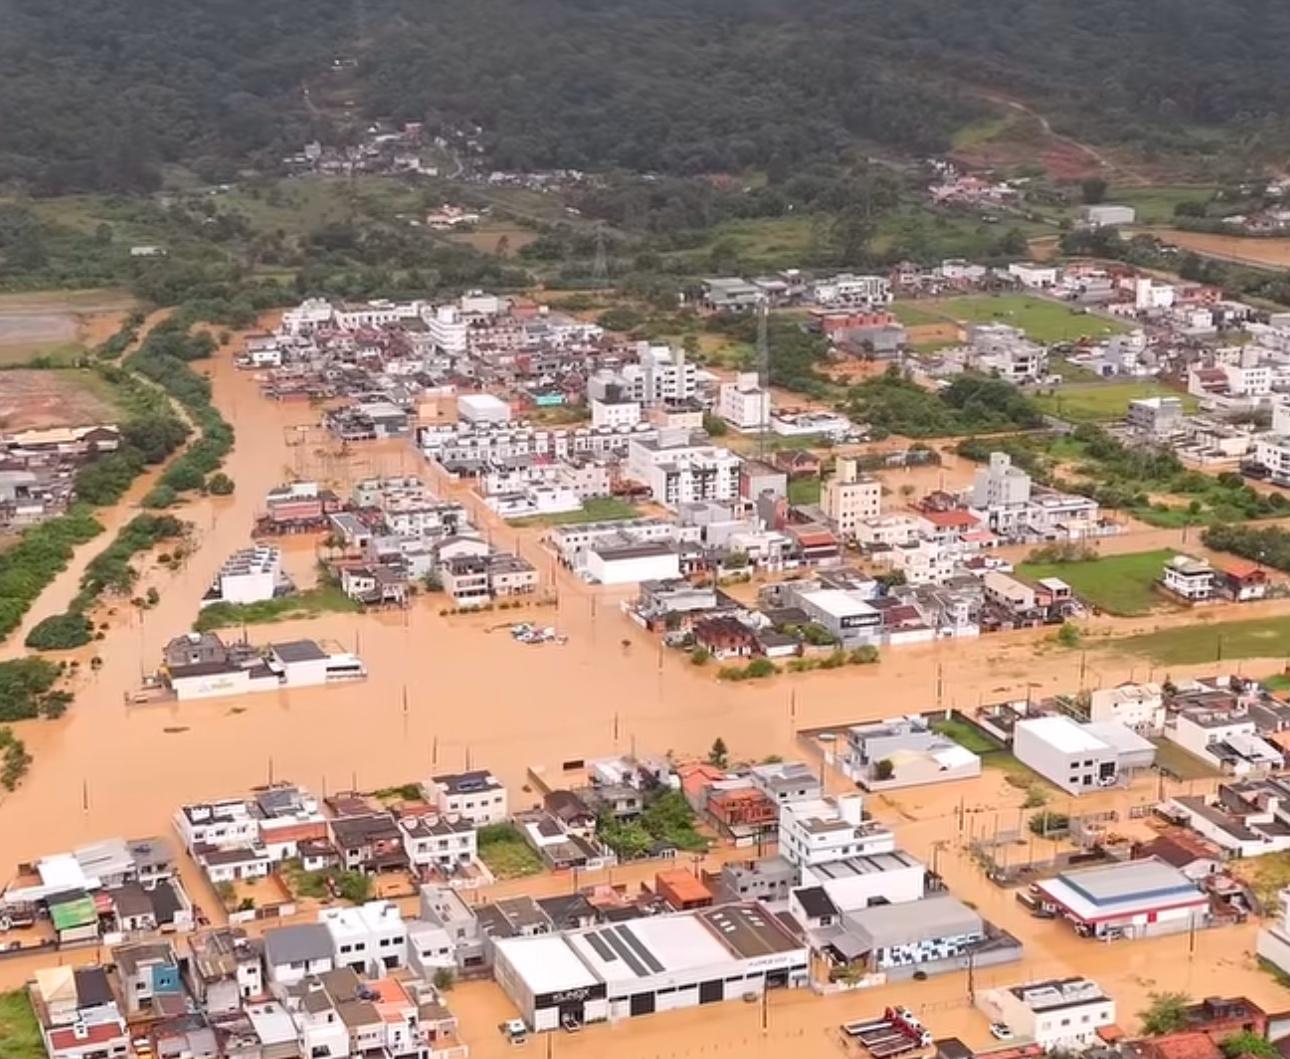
(1147, 228), (1290, 269)
(906, 322), (961, 347)
(0, 369), (121, 432)
(0, 289), (136, 364)
(444, 223), (538, 257)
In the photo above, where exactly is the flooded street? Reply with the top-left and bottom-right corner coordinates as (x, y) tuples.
(1, 338), (1289, 1045)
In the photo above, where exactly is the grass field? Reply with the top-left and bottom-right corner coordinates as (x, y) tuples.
(1116, 185), (1219, 226)
(477, 823), (544, 879)
(1149, 737), (1220, 781)
(0, 990), (43, 1059)
(1017, 549), (1176, 616)
(1034, 381), (1198, 422)
(932, 716), (1041, 786)
(924, 294), (1129, 344)
(1111, 613), (1290, 665)
(508, 496), (639, 527)
(890, 301), (951, 327)
(193, 583), (361, 632)
(1230, 850), (1290, 906)
(788, 477), (821, 506)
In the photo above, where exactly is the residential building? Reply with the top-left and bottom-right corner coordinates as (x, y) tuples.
(813, 273), (893, 307)
(1162, 554), (1215, 602)
(329, 813), (407, 874)
(396, 812), (477, 876)
(263, 923), (336, 986)
(972, 452), (1031, 509)
(590, 395), (641, 429)
(201, 546), (289, 608)
(716, 372), (771, 432)
(429, 770), (507, 826)
(30, 967), (129, 1059)
(747, 760), (821, 806)
(840, 715), (982, 789)
(1165, 705), (1285, 776)
(457, 393), (512, 424)
(112, 941), (182, 1017)
(1087, 682), (1166, 733)
(1127, 397), (1184, 437)
(982, 978), (1115, 1049)
(1013, 716), (1154, 795)
(1168, 776), (1290, 856)
(626, 435), (742, 509)
(319, 901), (409, 976)
(186, 928), (265, 1015)
(701, 277), (766, 312)
(777, 794), (896, 868)
(173, 798), (258, 854)
(822, 456), (881, 538)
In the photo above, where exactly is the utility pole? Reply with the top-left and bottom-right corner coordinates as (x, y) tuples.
(756, 303), (771, 463)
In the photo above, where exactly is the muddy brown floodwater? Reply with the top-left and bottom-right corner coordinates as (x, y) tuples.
(2, 337), (1290, 1044)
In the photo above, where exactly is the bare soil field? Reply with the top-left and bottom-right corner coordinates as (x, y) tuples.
(1148, 228), (1290, 269)
(444, 222), (538, 257)
(0, 288), (135, 364)
(0, 369), (121, 431)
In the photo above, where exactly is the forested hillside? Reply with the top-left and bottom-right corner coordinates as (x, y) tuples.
(3, 0), (1289, 194)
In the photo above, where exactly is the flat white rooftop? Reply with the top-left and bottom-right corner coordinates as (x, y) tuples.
(1016, 715), (1108, 755)
(494, 935), (600, 994)
(798, 588), (877, 619)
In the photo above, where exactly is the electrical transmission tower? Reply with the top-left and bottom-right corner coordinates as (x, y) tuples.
(756, 302), (770, 461)
(591, 224), (609, 289)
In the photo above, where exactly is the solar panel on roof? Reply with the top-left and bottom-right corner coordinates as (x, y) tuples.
(602, 930), (647, 976)
(616, 926), (664, 974)
(585, 932), (617, 962)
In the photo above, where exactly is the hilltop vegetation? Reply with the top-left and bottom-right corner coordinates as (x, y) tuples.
(3, 0), (1290, 196)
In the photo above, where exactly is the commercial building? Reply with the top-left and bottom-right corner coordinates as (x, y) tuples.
(492, 904), (808, 1032)
(1081, 204), (1137, 228)
(794, 588), (882, 646)
(1013, 716), (1154, 795)
(585, 541), (681, 585)
(457, 393), (512, 424)
(701, 277), (767, 312)
(981, 978), (1115, 1049)
(1033, 857), (1210, 940)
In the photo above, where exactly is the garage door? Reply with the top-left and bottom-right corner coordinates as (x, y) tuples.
(630, 992), (655, 1017)
(699, 980), (723, 1005)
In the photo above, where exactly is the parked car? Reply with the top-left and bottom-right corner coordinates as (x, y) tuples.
(499, 1020), (528, 1046)
(990, 1023), (1014, 1041)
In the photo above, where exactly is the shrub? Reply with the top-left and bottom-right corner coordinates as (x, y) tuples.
(207, 472), (235, 495)
(874, 758), (896, 781)
(25, 612), (93, 651)
(689, 646), (711, 666)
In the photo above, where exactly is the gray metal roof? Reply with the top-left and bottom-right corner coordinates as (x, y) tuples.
(264, 923), (333, 966)
(843, 894), (981, 949)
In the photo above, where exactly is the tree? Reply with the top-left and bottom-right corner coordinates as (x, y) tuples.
(1221, 1032), (1276, 1059)
(25, 612), (93, 650)
(702, 411), (728, 437)
(432, 967), (456, 992)
(1081, 177), (1109, 204)
(1056, 621), (1082, 648)
(207, 472), (235, 495)
(708, 737), (729, 768)
(689, 646), (711, 666)
(1138, 992), (1191, 1035)
(874, 758), (895, 781)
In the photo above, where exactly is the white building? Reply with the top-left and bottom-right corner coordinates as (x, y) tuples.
(1081, 204), (1136, 228)
(716, 372), (771, 432)
(318, 901), (408, 976)
(1126, 396), (1184, 437)
(1087, 683), (1165, 734)
(1161, 554), (1215, 602)
(822, 456), (881, 538)
(813, 274), (893, 307)
(1257, 887), (1290, 977)
(972, 452), (1032, 509)
(982, 978), (1115, 1049)
(1007, 262), (1059, 288)
(173, 799), (258, 854)
(777, 794), (895, 868)
(591, 396), (642, 429)
(457, 393), (512, 424)
(1165, 707), (1285, 776)
(397, 812), (477, 874)
(626, 436), (741, 509)
(585, 541), (680, 585)
(428, 770), (508, 826)
(425, 305), (468, 355)
(1254, 433), (1290, 484)
(1013, 716), (1154, 795)
(262, 924), (336, 987)
(201, 546), (285, 608)
(493, 904), (808, 1032)
(798, 849), (926, 907)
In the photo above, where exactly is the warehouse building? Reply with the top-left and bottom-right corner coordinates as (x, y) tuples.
(1013, 716), (1154, 795)
(1033, 857), (1210, 940)
(492, 903), (808, 1031)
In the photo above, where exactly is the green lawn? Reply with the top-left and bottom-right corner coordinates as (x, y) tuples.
(890, 301), (951, 327)
(193, 582), (361, 632)
(1149, 737), (1221, 781)
(930, 294), (1129, 343)
(1116, 185), (1219, 226)
(1111, 614), (1290, 665)
(508, 496), (639, 527)
(1231, 850), (1290, 907)
(1034, 381), (1198, 422)
(0, 990), (43, 1059)
(477, 823), (544, 879)
(1261, 672), (1290, 693)
(788, 477), (821, 506)
(1017, 549), (1176, 616)
(933, 717), (1041, 787)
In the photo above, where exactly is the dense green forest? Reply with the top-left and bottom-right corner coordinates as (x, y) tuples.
(3, 0), (1289, 195)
